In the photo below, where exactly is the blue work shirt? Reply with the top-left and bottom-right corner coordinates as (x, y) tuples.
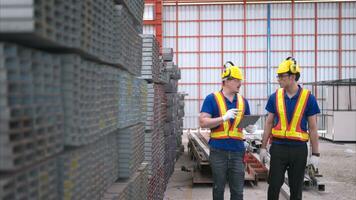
(201, 92), (251, 152)
(265, 86), (320, 145)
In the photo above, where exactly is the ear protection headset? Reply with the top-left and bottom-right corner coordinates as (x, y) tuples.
(285, 57), (298, 74)
(222, 61), (234, 79)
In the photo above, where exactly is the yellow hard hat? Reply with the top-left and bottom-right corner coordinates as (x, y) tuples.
(221, 61), (244, 80)
(277, 57), (300, 74)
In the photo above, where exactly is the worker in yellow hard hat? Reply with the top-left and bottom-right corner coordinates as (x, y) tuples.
(199, 61), (255, 200)
(260, 57), (321, 200)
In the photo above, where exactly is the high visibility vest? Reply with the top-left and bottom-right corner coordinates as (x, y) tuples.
(272, 88), (310, 142)
(210, 92), (245, 140)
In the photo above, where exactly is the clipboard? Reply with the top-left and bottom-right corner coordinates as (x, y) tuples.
(237, 115), (260, 128)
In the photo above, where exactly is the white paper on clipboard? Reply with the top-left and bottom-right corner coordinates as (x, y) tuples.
(237, 115), (260, 128)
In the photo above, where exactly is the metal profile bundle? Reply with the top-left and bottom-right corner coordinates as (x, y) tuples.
(165, 62), (181, 80)
(58, 133), (118, 200)
(113, 0), (144, 26)
(117, 71), (145, 128)
(101, 163), (148, 200)
(101, 181), (130, 200)
(144, 129), (165, 176)
(148, 164), (165, 200)
(117, 123), (145, 179)
(0, 158), (58, 200)
(114, 5), (143, 76)
(99, 66), (119, 137)
(158, 62), (169, 84)
(0, 0), (142, 72)
(162, 48), (173, 62)
(175, 93), (186, 149)
(61, 55), (101, 146)
(141, 35), (161, 82)
(163, 134), (177, 186)
(91, 135), (116, 200)
(58, 145), (93, 200)
(0, 43), (63, 171)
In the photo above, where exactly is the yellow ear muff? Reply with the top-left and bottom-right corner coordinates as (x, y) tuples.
(223, 61), (234, 79)
(286, 57), (297, 73)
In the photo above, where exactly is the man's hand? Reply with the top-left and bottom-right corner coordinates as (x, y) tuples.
(259, 148), (269, 164)
(222, 108), (238, 121)
(309, 155), (319, 168)
(245, 125), (257, 133)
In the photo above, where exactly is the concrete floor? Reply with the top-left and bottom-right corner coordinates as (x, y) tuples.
(164, 132), (356, 200)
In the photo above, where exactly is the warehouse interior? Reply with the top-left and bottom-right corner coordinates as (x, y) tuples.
(0, 0), (355, 200)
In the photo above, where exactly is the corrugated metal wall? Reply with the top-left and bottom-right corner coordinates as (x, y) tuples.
(145, 2), (356, 128)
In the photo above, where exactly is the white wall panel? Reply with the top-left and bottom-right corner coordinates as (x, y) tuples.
(294, 36), (314, 50)
(318, 3), (338, 18)
(144, 4), (154, 20)
(247, 85), (267, 99)
(223, 5), (243, 19)
(163, 6), (176, 20)
(163, 22), (176, 36)
(342, 51), (356, 67)
(343, 35), (356, 50)
(318, 35), (338, 50)
(342, 2), (356, 17)
(200, 53), (221, 67)
(201, 21), (221, 35)
(294, 52), (315, 67)
(183, 101), (199, 128)
(178, 22), (198, 36)
(247, 37), (266, 51)
(295, 20), (314, 34)
(271, 36), (292, 50)
(343, 67), (356, 79)
(201, 85), (222, 99)
(318, 20), (338, 34)
(299, 67), (315, 83)
(163, 38), (176, 52)
(224, 53), (244, 65)
(247, 21), (267, 35)
(143, 25), (155, 35)
(178, 38), (197, 51)
(161, 2), (356, 129)
(223, 37), (244, 51)
(248, 100), (266, 119)
(271, 20), (292, 34)
(201, 37), (221, 51)
(224, 21), (244, 35)
(271, 53), (292, 67)
(318, 67), (338, 81)
(246, 52), (267, 66)
(179, 85), (198, 99)
(295, 3), (314, 18)
(178, 6), (198, 20)
(246, 4), (267, 19)
(201, 5), (221, 20)
(181, 69), (198, 83)
(246, 68), (266, 83)
(271, 4), (291, 18)
(200, 69), (221, 84)
(342, 19), (356, 34)
(178, 53), (198, 66)
(318, 52), (338, 66)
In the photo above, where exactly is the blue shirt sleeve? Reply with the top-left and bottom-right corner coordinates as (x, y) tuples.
(305, 94), (320, 117)
(244, 98), (251, 115)
(265, 93), (276, 113)
(201, 93), (214, 115)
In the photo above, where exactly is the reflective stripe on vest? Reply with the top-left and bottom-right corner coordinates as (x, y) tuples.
(210, 92), (245, 140)
(272, 88), (310, 141)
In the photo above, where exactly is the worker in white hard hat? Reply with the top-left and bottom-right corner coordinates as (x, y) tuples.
(260, 57), (321, 200)
(199, 61), (256, 200)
